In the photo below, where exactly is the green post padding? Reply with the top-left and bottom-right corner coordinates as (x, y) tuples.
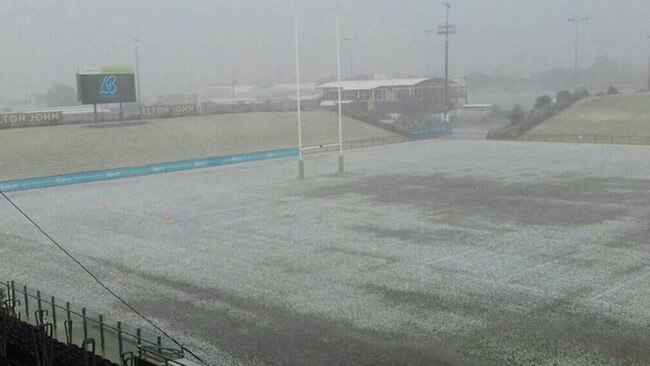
(338, 155), (344, 174)
(298, 160), (305, 179)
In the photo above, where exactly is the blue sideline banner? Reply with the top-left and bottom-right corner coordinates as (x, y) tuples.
(0, 148), (299, 192)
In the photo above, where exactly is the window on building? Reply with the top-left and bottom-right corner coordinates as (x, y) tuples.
(395, 88), (415, 100)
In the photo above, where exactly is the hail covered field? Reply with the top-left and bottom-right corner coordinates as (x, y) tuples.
(2, 139), (650, 365)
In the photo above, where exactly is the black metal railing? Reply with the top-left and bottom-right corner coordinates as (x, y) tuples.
(521, 133), (650, 146)
(302, 135), (409, 155)
(4, 280), (183, 365)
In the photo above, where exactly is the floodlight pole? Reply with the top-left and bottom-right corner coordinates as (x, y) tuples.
(229, 11), (235, 98)
(132, 38), (142, 104)
(438, 3), (456, 117)
(567, 17), (589, 87)
(647, 36), (650, 91)
(444, 2), (450, 113)
(424, 29), (435, 76)
(294, 14), (304, 179)
(336, 16), (344, 174)
(344, 37), (357, 79)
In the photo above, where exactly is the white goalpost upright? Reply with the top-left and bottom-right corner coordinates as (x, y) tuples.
(294, 13), (304, 179)
(295, 13), (345, 178)
(336, 15), (344, 174)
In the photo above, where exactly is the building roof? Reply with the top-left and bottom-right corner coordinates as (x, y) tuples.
(206, 98), (259, 105)
(317, 78), (445, 91)
(462, 104), (496, 109)
(320, 100), (354, 106)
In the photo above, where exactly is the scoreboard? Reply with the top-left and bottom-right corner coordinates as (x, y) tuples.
(77, 66), (137, 105)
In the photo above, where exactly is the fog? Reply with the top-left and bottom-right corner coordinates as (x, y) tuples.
(3, 0), (650, 98)
(5, 2), (650, 366)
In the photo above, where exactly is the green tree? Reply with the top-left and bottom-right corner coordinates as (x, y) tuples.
(555, 90), (573, 105)
(509, 105), (525, 124)
(589, 56), (619, 88)
(46, 84), (78, 107)
(607, 85), (619, 95)
(534, 95), (552, 110)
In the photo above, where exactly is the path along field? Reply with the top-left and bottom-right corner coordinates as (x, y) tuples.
(528, 92), (650, 137)
(2, 140), (650, 365)
(0, 111), (396, 181)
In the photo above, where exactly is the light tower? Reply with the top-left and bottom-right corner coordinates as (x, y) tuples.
(343, 36), (357, 79)
(567, 17), (590, 86)
(131, 38), (142, 104)
(647, 36), (650, 91)
(424, 29), (435, 76)
(438, 2), (456, 116)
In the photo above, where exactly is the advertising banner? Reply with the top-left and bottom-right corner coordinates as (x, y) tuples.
(0, 111), (63, 128)
(140, 104), (197, 118)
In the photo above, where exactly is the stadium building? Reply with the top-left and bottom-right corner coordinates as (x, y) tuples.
(317, 77), (467, 113)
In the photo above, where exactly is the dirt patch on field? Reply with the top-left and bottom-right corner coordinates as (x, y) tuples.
(353, 225), (435, 244)
(360, 283), (650, 364)
(321, 246), (398, 263)
(94, 258), (474, 366)
(616, 217), (650, 250)
(603, 212), (650, 253)
(312, 175), (650, 227)
(353, 225), (482, 246)
(134, 297), (474, 366)
(360, 284), (492, 320)
(466, 297), (650, 365)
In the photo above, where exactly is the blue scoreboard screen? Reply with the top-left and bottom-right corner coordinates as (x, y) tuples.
(77, 66), (137, 105)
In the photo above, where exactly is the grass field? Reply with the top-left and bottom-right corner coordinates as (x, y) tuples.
(528, 92), (650, 136)
(0, 111), (396, 181)
(2, 140), (650, 365)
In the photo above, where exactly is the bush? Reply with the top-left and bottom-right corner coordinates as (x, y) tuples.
(534, 95), (552, 110)
(488, 89), (589, 140)
(607, 85), (619, 95)
(556, 90), (573, 105)
(509, 105), (525, 124)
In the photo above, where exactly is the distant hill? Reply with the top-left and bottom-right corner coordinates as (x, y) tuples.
(528, 92), (650, 137)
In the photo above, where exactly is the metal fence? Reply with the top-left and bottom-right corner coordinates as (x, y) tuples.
(521, 133), (650, 146)
(446, 131), (650, 146)
(301, 130), (494, 156)
(302, 135), (409, 155)
(3, 280), (184, 364)
(409, 126), (451, 140)
(445, 131), (488, 140)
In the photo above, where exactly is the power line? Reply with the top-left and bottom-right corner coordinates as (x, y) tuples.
(0, 190), (208, 366)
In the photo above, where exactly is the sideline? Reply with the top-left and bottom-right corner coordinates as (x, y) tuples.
(0, 148), (299, 192)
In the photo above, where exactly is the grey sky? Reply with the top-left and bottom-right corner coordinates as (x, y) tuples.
(3, 0), (649, 97)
